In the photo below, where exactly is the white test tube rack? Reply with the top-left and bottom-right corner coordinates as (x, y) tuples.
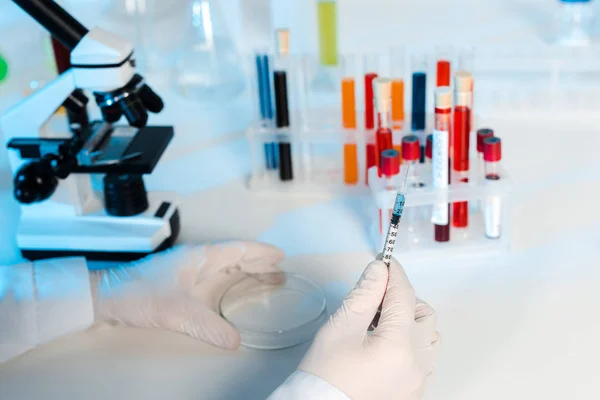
(368, 160), (512, 262)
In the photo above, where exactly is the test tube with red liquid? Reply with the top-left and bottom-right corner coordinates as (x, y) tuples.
(425, 134), (433, 164)
(483, 137), (502, 239)
(374, 78), (394, 177)
(364, 64), (379, 184)
(476, 128), (494, 179)
(402, 135), (421, 239)
(432, 87), (452, 242)
(452, 71), (473, 228)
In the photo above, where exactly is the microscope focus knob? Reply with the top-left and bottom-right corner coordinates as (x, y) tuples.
(13, 157), (59, 204)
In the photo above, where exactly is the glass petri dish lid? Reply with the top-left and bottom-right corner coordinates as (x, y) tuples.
(220, 273), (327, 350)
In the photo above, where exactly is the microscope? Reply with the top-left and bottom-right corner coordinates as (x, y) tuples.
(1, 0), (180, 260)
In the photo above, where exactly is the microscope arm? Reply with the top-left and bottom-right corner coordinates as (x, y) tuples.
(12, 0), (88, 50)
(1, 70), (77, 144)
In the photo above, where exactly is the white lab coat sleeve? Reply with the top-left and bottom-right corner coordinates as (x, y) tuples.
(0, 257), (94, 363)
(267, 371), (351, 400)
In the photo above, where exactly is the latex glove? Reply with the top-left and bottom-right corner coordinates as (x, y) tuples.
(298, 258), (440, 400)
(91, 241), (285, 350)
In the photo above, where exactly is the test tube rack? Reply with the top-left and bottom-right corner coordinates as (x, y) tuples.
(368, 162), (511, 262)
(246, 49), (511, 260)
(247, 121), (411, 196)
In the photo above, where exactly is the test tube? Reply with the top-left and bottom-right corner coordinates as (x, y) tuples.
(425, 134), (433, 164)
(255, 53), (277, 170)
(402, 134), (421, 239)
(476, 128), (494, 178)
(364, 55), (379, 184)
(483, 137), (502, 239)
(411, 55), (427, 132)
(435, 47), (452, 88)
(274, 71), (292, 181)
(342, 56), (358, 185)
(477, 128), (494, 162)
(452, 71), (473, 228)
(364, 57), (380, 131)
(380, 148), (401, 234)
(317, 0), (338, 66)
(432, 87), (452, 243)
(274, 30), (293, 181)
(374, 78), (394, 177)
(411, 55), (427, 160)
(390, 47), (405, 131)
(382, 149), (401, 187)
(402, 135), (421, 179)
(458, 48), (475, 129)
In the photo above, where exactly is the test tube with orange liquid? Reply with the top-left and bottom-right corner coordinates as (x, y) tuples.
(341, 55), (358, 185)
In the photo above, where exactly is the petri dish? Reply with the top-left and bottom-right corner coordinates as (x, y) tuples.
(220, 273), (327, 350)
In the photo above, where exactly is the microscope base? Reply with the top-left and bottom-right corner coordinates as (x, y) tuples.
(18, 194), (180, 261)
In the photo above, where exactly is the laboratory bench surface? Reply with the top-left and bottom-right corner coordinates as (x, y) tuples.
(3, 1), (600, 397)
(1, 97), (600, 399)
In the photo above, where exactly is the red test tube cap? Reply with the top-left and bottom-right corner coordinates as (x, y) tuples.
(477, 128), (494, 153)
(483, 137), (502, 162)
(381, 149), (400, 176)
(425, 134), (433, 159)
(402, 135), (420, 161)
(436, 60), (451, 87)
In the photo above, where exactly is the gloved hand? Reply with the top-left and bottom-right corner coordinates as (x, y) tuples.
(91, 241), (285, 350)
(298, 258), (440, 400)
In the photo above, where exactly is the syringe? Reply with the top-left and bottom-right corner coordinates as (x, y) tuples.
(369, 166), (409, 331)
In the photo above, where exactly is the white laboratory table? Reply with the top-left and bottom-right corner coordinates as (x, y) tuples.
(1, 89), (600, 400)
(3, 1), (600, 399)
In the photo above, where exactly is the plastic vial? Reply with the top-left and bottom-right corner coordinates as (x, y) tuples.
(432, 87), (452, 243)
(452, 72), (473, 229)
(411, 55), (427, 134)
(364, 66), (379, 184)
(342, 55), (358, 185)
(317, 0), (338, 66)
(173, 0), (245, 103)
(374, 78), (394, 177)
(425, 134), (433, 164)
(402, 135), (422, 242)
(556, 0), (594, 46)
(483, 137), (502, 239)
(390, 47), (405, 131)
(476, 128), (494, 178)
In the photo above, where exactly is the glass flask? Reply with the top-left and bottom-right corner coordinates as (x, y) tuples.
(172, 0), (245, 103)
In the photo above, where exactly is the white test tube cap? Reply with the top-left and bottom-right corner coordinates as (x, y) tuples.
(454, 70), (473, 93)
(455, 91), (470, 107)
(374, 77), (392, 112)
(435, 86), (452, 109)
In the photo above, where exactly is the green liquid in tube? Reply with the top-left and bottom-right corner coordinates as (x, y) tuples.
(317, 0), (338, 66)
